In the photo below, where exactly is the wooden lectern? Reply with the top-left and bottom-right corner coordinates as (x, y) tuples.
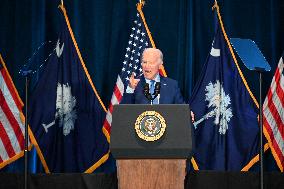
(110, 105), (192, 189)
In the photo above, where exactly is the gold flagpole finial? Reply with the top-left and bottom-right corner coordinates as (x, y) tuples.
(58, 0), (64, 9)
(212, 0), (219, 11)
(137, 0), (145, 9)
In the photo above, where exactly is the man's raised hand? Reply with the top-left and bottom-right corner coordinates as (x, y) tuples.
(129, 72), (140, 89)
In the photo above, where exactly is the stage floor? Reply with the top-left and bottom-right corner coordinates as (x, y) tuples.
(0, 171), (283, 189)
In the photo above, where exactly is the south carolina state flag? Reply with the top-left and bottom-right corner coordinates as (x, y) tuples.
(189, 10), (259, 171)
(28, 4), (109, 173)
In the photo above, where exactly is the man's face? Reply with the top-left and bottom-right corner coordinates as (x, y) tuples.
(141, 50), (162, 80)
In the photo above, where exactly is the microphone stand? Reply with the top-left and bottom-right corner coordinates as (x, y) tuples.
(25, 76), (28, 189)
(256, 68), (264, 189)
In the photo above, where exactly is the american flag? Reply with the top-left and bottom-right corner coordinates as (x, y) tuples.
(102, 10), (151, 139)
(103, 3), (167, 140)
(0, 54), (26, 169)
(263, 52), (284, 172)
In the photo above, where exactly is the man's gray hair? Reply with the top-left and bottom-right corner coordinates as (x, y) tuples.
(142, 48), (163, 62)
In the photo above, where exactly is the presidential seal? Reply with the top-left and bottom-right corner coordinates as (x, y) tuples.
(135, 111), (166, 142)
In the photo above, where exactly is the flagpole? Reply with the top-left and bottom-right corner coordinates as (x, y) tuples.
(24, 75), (29, 189)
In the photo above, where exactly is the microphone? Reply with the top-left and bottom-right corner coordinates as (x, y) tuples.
(143, 83), (152, 101)
(152, 82), (161, 99)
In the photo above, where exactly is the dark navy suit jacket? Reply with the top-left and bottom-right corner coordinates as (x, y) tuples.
(121, 76), (184, 104)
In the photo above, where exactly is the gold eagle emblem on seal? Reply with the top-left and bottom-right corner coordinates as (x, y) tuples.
(135, 111), (166, 142)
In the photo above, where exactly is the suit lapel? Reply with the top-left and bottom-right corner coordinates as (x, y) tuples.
(159, 76), (166, 104)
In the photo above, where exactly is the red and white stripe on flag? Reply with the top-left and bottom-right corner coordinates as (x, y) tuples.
(102, 76), (124, 139)
(0, 54), (26, 169)
(263, 54), (284, 172)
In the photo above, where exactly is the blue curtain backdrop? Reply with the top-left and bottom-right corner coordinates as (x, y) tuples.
(0, 0), (283, 172)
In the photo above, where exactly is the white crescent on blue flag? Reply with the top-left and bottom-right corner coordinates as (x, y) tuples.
(189, 15), (259, 171)
(28, 5), (109, 173)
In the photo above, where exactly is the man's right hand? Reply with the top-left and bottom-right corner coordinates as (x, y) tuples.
(129, 72), (140, 90)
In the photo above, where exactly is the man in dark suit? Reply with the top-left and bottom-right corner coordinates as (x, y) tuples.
(121, 48), (184, 104)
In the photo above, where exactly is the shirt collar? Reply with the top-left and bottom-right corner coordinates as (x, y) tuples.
(145, 74), (160, 84)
